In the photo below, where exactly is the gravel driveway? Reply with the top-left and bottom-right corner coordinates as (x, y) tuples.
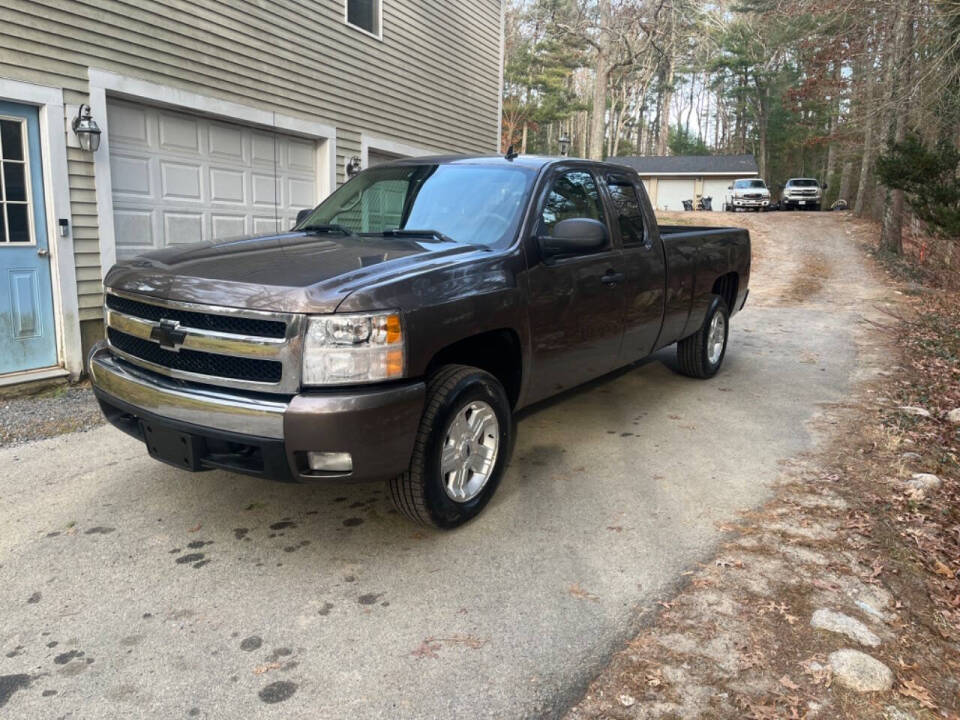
(0, 383), (102, 448)
(0, 213), (893, 719)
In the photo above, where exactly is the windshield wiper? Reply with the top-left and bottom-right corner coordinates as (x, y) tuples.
(372, 228), (458, 244)
(298, 223), (356, 237)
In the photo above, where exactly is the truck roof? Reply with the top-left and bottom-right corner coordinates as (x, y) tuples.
(377, 154), (631, 172)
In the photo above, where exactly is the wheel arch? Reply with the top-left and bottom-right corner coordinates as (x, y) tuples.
(712, 272), (739, 314)
(425, 328), (523, 409)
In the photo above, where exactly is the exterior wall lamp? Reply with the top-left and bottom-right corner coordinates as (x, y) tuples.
(346, 156), (362, 179)
(558, 135), (571, 157)
(72, 104), (102, 152)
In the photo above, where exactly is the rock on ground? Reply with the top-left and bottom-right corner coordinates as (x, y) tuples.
(828, 649), (893, 692)
(906, 473), (941, 492)
(810, 608), (881, 647)
(946, 408), (960, 424)
(897, 406), (931, 418)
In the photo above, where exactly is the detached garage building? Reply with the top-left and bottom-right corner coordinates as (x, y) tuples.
(612, 155), (760, 212)
(0, 0), (502, 386)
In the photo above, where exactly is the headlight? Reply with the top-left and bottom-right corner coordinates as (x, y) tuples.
(302, 311), (404, 386)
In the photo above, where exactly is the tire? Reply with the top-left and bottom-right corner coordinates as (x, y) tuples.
(388, 364), (513, 529)
(813, 203), (821, 212)
(676, 296), (730, 379)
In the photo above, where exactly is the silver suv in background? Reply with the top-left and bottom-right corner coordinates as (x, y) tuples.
(723, 179), (771, 212)
(780, 178), (825, 211)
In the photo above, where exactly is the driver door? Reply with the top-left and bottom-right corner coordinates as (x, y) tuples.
(525, 167), (627, 404)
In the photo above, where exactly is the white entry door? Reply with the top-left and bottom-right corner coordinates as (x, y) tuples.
(107, 99), (317, 258)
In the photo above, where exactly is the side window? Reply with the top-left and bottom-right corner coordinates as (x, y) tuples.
(540, 170), (604, 236)
(345, 0), (381, 37)
(604, 175), (647, 246)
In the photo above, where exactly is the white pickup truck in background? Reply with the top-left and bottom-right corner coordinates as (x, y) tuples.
(723, 178), (772, 212)
(780, 178), (826, 211)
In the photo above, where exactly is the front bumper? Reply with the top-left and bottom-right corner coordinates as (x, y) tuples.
(89, 343), (425, 483)
(732, 198), (770, 207)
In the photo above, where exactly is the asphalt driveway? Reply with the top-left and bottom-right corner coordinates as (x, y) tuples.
(0, 212), (891, 718)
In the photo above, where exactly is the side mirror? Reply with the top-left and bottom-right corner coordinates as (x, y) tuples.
(727, 184), (733, 190)
(821, 183), (829, 190)
(295, 209), (311, 226)
(538, 218), (608, 258)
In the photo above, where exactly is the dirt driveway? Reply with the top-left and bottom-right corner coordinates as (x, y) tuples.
(0, 212), (894, 718)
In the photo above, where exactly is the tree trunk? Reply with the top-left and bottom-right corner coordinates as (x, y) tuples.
(521, 122), (528, 154)
(657, 58), (674, 155)
(881, 8), (914, 254)
(757, 85), (770, 179)
(854, 73), (876, 215)
(838, 160), (854, 205)
(589, 50), (609, 159)
(824, 63), (841, 184)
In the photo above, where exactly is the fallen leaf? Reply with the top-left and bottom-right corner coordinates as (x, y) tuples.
(779, 675), (800, 691)
(607, 526), (623, 532)
(411, 640), (441, 660)
(253, 662), (284, 675)
(188, 523), (202, 533)
(933, 560), (954, 578)
(569, 583), (599, 602)
(899, 678), (937, 709)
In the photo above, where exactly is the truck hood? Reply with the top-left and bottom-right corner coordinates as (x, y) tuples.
(104, 231), (487, 314)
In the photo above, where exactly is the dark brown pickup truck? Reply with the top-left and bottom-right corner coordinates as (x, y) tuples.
(89, 155), (750, 528)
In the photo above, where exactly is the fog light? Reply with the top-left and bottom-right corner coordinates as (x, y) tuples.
(307, 452), (353, 473)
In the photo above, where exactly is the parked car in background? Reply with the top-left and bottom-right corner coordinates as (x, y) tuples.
(89, 156), (751, 529)
(723, 179), (771, 212)
(780, 178), (825, 211)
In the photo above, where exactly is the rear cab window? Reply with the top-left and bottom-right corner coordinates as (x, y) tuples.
(603, 175), (648, 247)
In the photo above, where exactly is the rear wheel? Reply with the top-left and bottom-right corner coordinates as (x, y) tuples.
(676, 296), (730, 379)
(388, 365), (513, 529)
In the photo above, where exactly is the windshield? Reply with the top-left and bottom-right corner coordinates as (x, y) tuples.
(734, 179), (767, 189)
(786, 179), (819, 187)
(296, 164), (535, 248)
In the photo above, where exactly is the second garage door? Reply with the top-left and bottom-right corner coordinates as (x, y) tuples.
(656, 178), (695, 212)
(108, 99), (317, 258)
(702, 179), (733, 211)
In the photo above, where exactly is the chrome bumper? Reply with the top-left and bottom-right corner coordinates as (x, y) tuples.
(88, 342), (287, 439)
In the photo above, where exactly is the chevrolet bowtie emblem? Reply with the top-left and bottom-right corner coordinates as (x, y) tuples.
(150, 318), (187, 351)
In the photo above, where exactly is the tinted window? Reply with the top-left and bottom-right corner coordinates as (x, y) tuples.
(540, 170), (604, 235)
(346, 0), (380, 35)
(786, 179), (819, 187)
(299, 164), (534, 249)
(605, 176), (647, 246)
(734, 179), (766, 189)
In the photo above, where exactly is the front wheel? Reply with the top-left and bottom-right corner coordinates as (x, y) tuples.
(676, 296), (730, 379)
(388, 365), (513, 529)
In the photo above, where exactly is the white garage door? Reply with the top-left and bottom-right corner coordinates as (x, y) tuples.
(367, 148), (405, 167)
(108, 99), (317, 258)
(702, 179), (733, 211)
(656, 178), (695, 212)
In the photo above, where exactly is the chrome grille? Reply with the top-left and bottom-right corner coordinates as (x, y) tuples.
(104, 289), (304, 394)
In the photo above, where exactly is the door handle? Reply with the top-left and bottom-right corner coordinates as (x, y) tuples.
(37, 248), (49, 257)
(601, 270), (624, 286)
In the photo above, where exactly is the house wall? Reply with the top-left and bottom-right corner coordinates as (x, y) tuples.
(0, 0), (503, 354)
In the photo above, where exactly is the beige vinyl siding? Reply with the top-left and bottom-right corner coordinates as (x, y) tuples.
(0, 0), (502, 324)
